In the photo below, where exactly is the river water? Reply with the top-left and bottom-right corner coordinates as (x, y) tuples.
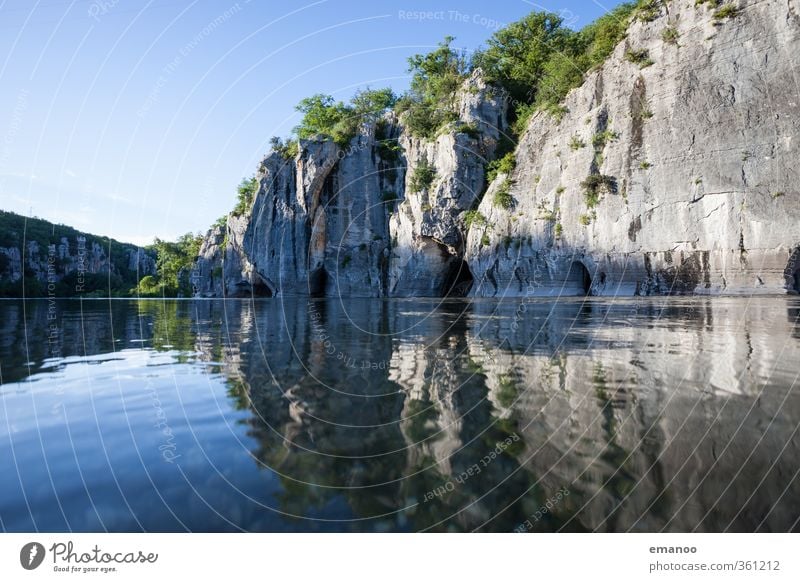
(1, 297), (798, 532)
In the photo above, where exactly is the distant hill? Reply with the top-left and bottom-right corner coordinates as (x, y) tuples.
(0, 210), (155, 297)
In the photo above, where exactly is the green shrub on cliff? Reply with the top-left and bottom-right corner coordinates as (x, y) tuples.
(270, 136), (299, 159)
(486, 151), (516, 184)
(409, 157), (437, 192)
(294, 94), (354, 146)
(712, 4), (739, 20)
(474, 2), (638, 130)
(233, 176), (259, 216)
(474, 12), (574, 107)
(493, 179), (514, 209)
(464, 210), (487, 229)
(395, 37), (470, 139)
(293, 88), (396, 147)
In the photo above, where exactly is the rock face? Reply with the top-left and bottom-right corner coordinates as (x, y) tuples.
(196, 0), (800, 298)
(388, 71), (507, 296)
(0, 211), (155, 296)
(467, 0), (800, 297)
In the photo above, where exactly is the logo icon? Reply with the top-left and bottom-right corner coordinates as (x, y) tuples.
(20, 542), (46, 570)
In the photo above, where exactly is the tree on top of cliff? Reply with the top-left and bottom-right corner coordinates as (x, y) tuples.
(473, 12), (573, 106)
(233, 176), (259, 216)
(474, 2), (639, 132)
(395, 36), (471, 139)
(293, 88), (396, 147)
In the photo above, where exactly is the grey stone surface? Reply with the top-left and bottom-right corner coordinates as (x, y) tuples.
(196, 0), (800, 298)
(0, 235), (155, 290)
(467, 0), (800, 297)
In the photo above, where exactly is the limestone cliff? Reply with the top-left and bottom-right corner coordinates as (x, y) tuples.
(195, 0), (800, 298)
(467, 0), (800, 296)
(0, 210), (155, 297)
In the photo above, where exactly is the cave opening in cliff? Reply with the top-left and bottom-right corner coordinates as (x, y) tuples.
(309, 266), (328, 297)
(793, 268), (800, 293)
(251, 280), (274, 298)
(444, 259), (474, 297)
(568, 261), (592, 296)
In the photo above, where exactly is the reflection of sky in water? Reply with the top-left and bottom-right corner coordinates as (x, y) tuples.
(0, 298), (799, 532)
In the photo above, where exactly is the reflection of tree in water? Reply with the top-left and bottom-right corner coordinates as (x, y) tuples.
(219, 299), (539, 531)
(226, 299), (410, 526)
(3, 297), (799, 531)
(190, 297), (800, 532)
(590, 362), (639, 531)
(136, 300), (203, 356)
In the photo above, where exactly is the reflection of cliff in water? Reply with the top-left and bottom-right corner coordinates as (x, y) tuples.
(2, 298), (797, 531)
(202, 298), (800, 532)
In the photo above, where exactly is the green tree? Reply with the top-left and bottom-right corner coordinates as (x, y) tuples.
(138, 232), (202, 297)
(474, 12), (573, 106)
(351, 87), (396, 121)
(396, 37), (470, 138)
(293, 88), (396, 147)
(294, 94), (353, 145)
(233, 176), (259, 215)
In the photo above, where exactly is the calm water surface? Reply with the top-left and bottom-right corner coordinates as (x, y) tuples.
(1, 297), (799, 532)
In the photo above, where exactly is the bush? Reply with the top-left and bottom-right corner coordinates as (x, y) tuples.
(394, 3), (641, 142)
(486, 151), (516, 183)
(351, 87), (396, 121)
(458, 123), (481, 139)
(149, 232), (203, 296)
(569, 135), (586, 150)
(397, 37), (470, 139)
(636, 0), (663, 22)
(464, 210), (487, 229)
(530, 2), (639, 114)
(493, 179), (514, 209)
(592, 129), (619, 148)
(269, 136), (299, 159)
(233, 176), (258, 216)
(133, 275), (163, 297)
(375, 119), (403, 162)
(625, 49), (654, 68)
(661, 26), (680, 44)
(713, 4), (739, 20)
(409, 157), (437, 192)
(474, 12), (574, 106)
(581, 174), (617, 207)
(294, 94), (353, 145)
(294, 88), (395, 147)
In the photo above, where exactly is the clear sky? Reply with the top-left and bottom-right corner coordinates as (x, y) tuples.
(0, 0), (627, 245)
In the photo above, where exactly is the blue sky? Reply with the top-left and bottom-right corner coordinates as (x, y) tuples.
(0, 0), (627, 245)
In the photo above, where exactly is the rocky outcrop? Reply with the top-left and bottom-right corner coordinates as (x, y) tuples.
(200, 120), (405, 298)
(195, 0), (799, 298)
(466, 0), (800, 296)
(388, 72), (507, 296)
(194, 72), (506, 298)
(0, 211), (155, 296)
